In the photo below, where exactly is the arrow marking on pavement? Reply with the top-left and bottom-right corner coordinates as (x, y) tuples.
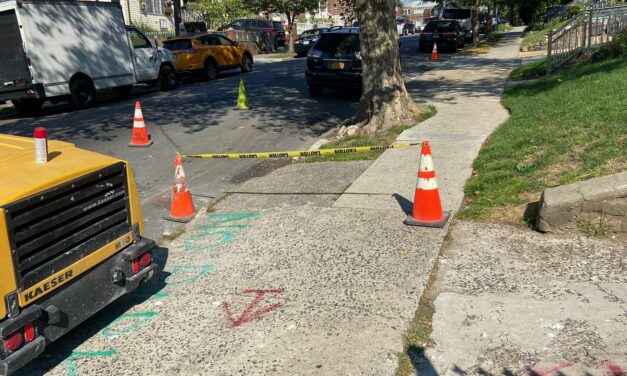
(222, 289), (285, 328)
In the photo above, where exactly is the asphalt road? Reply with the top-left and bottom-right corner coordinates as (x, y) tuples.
(0, 34), (448, 240)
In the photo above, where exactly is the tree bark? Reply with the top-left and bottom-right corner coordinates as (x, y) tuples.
(287, 13), (295, 54)
(350, 0), (425, 134)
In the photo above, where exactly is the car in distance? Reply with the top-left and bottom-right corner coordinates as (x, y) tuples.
(305, 27), (361, 97)
(217, 19), (285, 50)
(419, 20), (465, 52)
(162, 33), (253, 80)
(295, 28), (328, 57)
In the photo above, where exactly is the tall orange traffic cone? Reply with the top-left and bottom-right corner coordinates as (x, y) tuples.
(404, 141), (450, 228)
(164, 152), (196, 223)
(128, 101), (153, 147)
(431, 43), (438, 61)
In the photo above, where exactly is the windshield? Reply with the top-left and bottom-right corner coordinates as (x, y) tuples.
(424, 22), (456, 32)
(442, 9), (471, 19)
(315, 34), (360, 52)
(163, 39), (192, 51)
(301, 30), (318, 38)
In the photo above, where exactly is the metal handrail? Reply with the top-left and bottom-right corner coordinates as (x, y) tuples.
(547, 4), (627, 74)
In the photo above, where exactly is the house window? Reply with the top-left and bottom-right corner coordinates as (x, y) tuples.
(402, 9), (412, 15)
(144, 0), (163, 15)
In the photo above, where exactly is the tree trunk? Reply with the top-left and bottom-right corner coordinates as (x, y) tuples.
(472, 0), (480, 45)
(350, 0), (425, 135)
(287, 13), (295, 54)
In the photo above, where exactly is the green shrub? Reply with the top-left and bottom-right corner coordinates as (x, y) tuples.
(594, 27), (627, 59)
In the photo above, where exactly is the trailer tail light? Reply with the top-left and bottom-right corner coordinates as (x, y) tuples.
(3, 331), (23, 352)
(420, 32), (428, 38)
(139, 252), (152, 268)
(24, 323), (36, 343)
(132, 252), (152, 274)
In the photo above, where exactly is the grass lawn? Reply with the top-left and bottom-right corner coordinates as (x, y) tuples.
(458, 57), (627, 224)
(522, 19), (567, 48)
(261, 52), (295, 59)
(460, 32), (504, 55)
(0, 105), (16, 117)
(497, 24), (513, 32)
(509, 57), (547, 80)
(299, 105), (437, 163)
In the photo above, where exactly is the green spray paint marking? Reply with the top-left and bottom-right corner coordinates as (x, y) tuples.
(184, 230), (233, 251)
(146, 290), (170, 302)
(184, 212), (261, 252)
(64, 349), (116, 376)
(101, 311), (159, 338)
(203, 212), (262, 227)
(163, 264), (216, 286)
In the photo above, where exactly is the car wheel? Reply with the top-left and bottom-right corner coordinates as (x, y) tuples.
(70, 76), (95, 109)
(11, 98), (43, 116)
(204, 60), (218, 80)
(451, 43), (458, 53)
(418, 44), (426, 52)
(308, 84), (323, 97)
(113, 85), (133, 96)
(157, 65), (178, 91)
(240, 54), (253, 73)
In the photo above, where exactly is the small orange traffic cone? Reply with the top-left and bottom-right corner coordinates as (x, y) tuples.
(404, 141), (450, 228)
(431, 43), (438, 61)
(128, 101), (153, 147)
(164, 153), (196, 223)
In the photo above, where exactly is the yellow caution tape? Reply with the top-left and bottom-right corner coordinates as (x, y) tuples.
(179, 143), (422, 159)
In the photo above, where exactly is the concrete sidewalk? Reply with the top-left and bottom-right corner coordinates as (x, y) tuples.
(18, 30), (535, 376)
(423, 221), (626, 375)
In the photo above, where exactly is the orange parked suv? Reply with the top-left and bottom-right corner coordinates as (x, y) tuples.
(162, 33), (253, 80)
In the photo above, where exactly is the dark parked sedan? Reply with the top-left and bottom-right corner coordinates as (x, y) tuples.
(305, 28), (361, 97)
(295, 28), (328, 57)
(419, 20), (465, 53)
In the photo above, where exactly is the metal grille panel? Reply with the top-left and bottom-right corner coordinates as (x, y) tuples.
(3, 163), (132, 289)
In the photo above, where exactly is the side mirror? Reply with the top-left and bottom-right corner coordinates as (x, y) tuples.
(233, 41), (239, 46)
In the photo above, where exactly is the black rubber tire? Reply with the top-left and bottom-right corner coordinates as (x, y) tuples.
(241, 54), (253, 73)
(204, 60), (218, 80)
(308, 84), (323, 97)
(11, 98), (43, 116)
(451, 43), (458, 53)
(70, 77), (95, 109)
(157, 65), (177, 91)
(418, 44), (426, 53)
(113, 85), (133, 96)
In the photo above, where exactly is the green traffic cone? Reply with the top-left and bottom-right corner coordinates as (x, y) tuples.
(236, 78), (249, 110)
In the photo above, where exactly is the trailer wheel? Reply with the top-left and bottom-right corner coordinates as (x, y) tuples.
(12, 98), (43, 116)
(157, 65), (177, 91)
(70, 77), (95, 109)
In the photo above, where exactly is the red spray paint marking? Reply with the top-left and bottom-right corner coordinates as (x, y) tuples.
(222, 289), (285, 328)
(527, 362), (573, 376)
(608, 363), (624, 376)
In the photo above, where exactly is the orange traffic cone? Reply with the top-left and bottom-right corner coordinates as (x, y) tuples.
(164, 153), (196, 223)
(431, 43), (438, 61)
(128, 101), (153, 147)
(404, 141), (450, 228)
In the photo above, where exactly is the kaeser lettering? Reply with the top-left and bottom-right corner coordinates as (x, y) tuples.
(23, 270), (74, 302)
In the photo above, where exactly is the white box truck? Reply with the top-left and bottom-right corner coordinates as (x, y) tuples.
(441, 6), (474, 42)
(0, 0), (177, 115)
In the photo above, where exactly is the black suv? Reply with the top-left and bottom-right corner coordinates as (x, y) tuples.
(305, 28), (361, 97)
